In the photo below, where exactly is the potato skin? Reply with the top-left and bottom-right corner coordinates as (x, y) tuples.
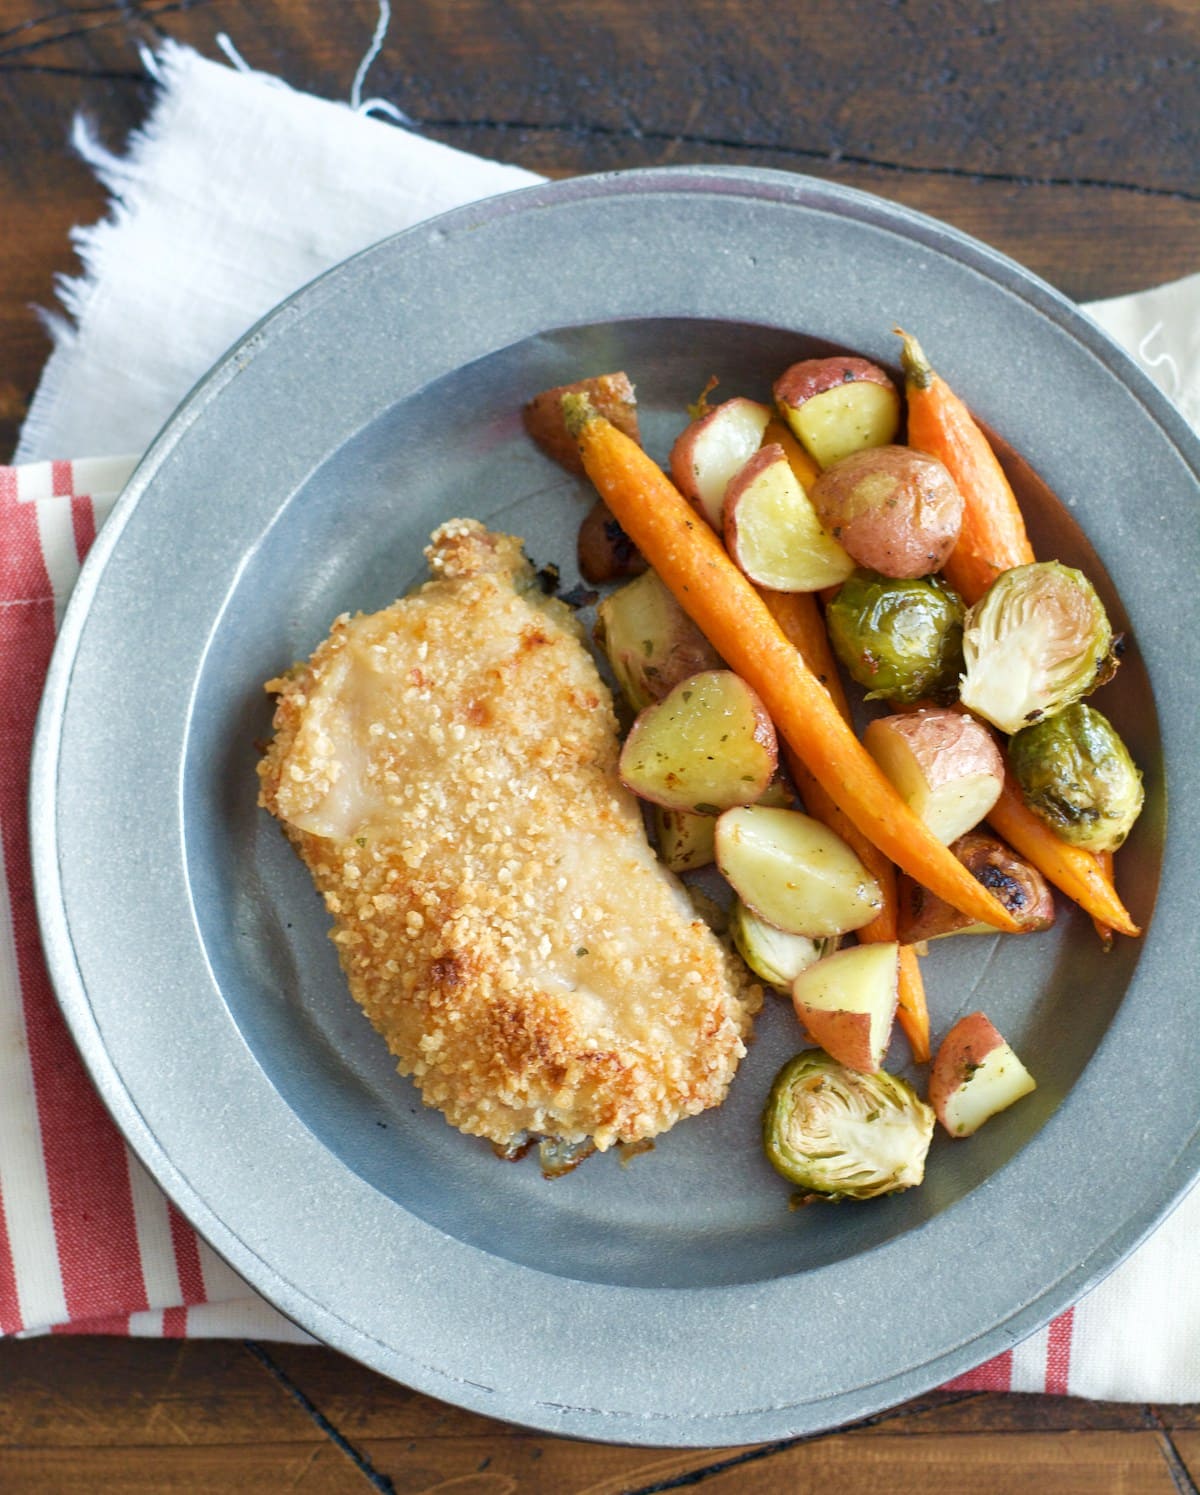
(811, 446), (964, 578)
(866, 708), (1004, 794)
(928, 1012), (1006, 1123)
(774, 356), (895, 410)
(524, 372), (640, 475)
(577, 498), (646, 582)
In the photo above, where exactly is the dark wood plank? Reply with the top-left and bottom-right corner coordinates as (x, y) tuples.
(7, 1338), (1197, 1494)
(681, 1431), (1187, 1494)
(0, 1338), (325, 1447)
(2, 0), (1197, 456)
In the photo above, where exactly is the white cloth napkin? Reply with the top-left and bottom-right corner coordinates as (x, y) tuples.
(6, 38), (1200, 1401)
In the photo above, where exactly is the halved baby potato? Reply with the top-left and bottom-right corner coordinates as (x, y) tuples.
(619, 671), (777, 812)
(523, 371), (640, 475)
(774, 356), (901, 470)
(594, 569), (722, 712)
(863, 709), (1004, 846)
(714, 805), (883, 939)
(791, 941), (900, 1074)
(723, 444), (855, 593)
(810, 445), (964, 578)
(669, 398), (772, 528)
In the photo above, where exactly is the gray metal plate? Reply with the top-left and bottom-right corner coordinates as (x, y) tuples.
(30, 168), (1200, 1445)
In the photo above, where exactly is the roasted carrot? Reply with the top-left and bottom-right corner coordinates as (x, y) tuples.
(763, 589), (930, 1060)
(898, 328), (1035, 606)
(986, 773), (1140, 937)
(896, 946), (931, 1064)
(900, 328), (1135, 940)
(564, 396), (1021, 935)
(1091, 850), (1116, 949)
(762, 418), (821, 493)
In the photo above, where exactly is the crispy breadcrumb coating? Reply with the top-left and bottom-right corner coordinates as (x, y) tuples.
(258, 519), (760, 1153)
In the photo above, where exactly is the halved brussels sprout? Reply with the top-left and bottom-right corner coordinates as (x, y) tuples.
(763, 1051), (934, 1201)
(826, 570), (965, 704)
(1009, 703), (1144, 852)
(959, 562), (1118, 734)
(730, 900), (835, 992)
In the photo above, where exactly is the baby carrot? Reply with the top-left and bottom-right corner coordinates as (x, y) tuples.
(897, 328), (1035, 606)
(1091, 851), (1116, 949)
(763, 589), (930, 1060)
(900, 328), (1135, 939)
(986, 774), (1140, 938)
(564, 396), (1020, 935)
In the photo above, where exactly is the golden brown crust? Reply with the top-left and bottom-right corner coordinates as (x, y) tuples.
(259, 519), (760, 1151)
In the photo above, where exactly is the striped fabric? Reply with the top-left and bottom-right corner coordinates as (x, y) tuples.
(0, 456), (308, 1345)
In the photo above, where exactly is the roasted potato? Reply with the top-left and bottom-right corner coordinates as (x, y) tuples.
(577, 498), (646, 583)
(619, 670), (778, 812)
(773, 356), (901, 469)
(669, 397), (771, 528)
(863, 708), (1004, 846)
(810, 445), (964, 578)
(523, 371), (640, 475)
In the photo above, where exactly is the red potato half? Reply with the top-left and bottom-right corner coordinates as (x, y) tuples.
(523, 372), (640, 475)
(619, 670), (777, 812)
(929, 1012), (1037, 1137)
(577, 498), (645, 582)
(669, 398), (772, 528)
(810, 445), (964, 578)
(714, 804), (883, 939)
(864, 709), (1004, 846)
(774, 356), (901, 470)
(791, 941), (900, 1073)
(723, 445), (855, 593)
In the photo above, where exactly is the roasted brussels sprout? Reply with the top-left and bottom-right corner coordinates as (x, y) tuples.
(826, 570), (965, 703)
(1009, 704), (1144, 852)
(730, 900), (834, 992)
(959, 562), (1118, 734)
(762, 1051), (935, 1201)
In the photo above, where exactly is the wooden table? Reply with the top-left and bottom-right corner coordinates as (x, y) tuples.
(2, 2), (1198, 1489)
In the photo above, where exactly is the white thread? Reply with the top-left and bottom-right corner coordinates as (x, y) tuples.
(351, 0), (392, 111)
(1136, 321), (1183, 398)
(70, 115), (131, 180)
(358, 97), (414, 125)
(137, 42), (164, 82)
(214, 31), (252, 73)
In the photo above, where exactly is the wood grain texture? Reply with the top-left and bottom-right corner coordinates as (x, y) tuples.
(2, 0), (1198, 457)
(3, 1339), (1198, 1494)
(1, 1), (1199, 1489)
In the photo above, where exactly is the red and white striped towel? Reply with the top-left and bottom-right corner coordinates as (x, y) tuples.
(0, 456), (309, 1345)
(4, 36), (1200, 1400)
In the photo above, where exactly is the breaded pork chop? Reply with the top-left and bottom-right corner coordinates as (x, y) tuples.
(258, 519), (760, 1155)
